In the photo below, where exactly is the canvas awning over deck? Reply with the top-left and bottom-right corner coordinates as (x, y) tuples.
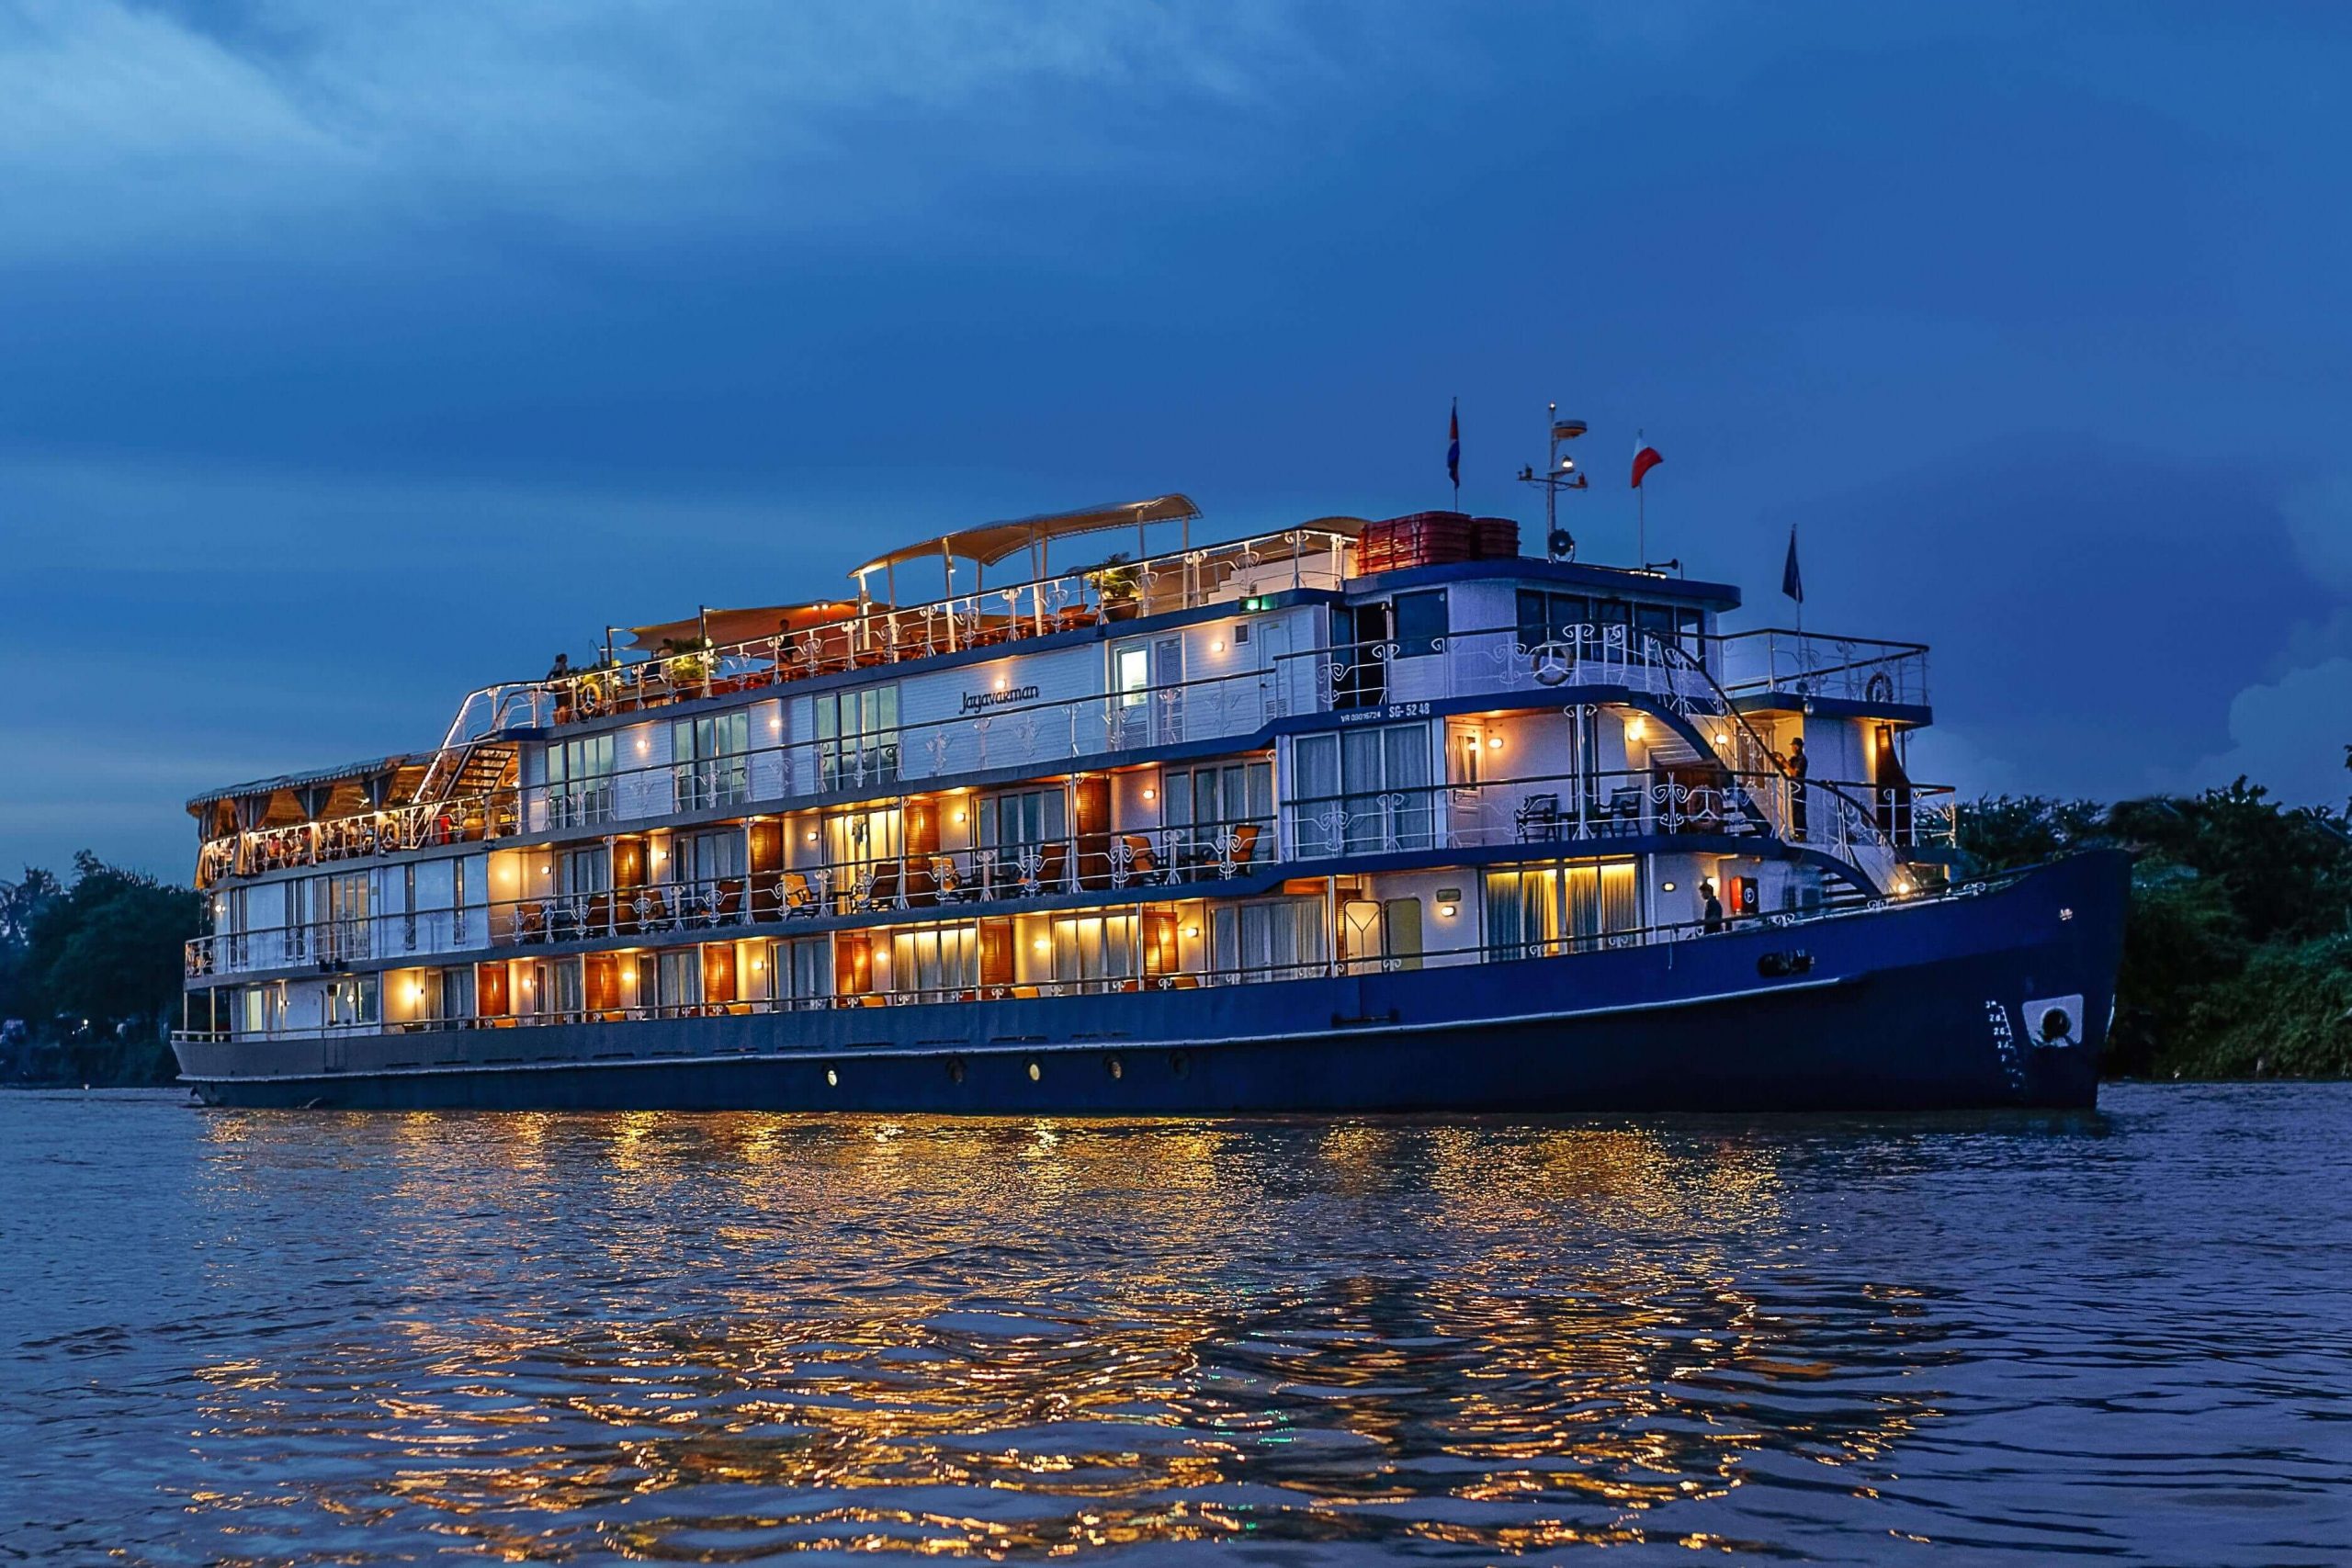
(848, 494), (1201, 581)
(623, 601), (874, 653)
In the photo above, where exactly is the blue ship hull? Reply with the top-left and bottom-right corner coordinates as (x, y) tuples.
(179, 853), (2129, 1114)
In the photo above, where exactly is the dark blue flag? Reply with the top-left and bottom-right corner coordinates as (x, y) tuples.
(1447, 399), (1460, 491)
(1781, 525), (1804, 604)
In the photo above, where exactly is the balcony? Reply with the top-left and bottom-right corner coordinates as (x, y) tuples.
(1714, 628), (1930, 709)
(191, 617), (1918, 886)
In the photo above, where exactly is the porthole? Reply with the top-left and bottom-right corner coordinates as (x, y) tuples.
(1026, 1060), (1042, 1082)
(2039, 1008), (2074, 1043)
(947, 1056), (966, 1084)
(825, 1067), (839, 1088)
(1106, 1055), (1124, 1080)
(1169, 1049), (1189, 1078)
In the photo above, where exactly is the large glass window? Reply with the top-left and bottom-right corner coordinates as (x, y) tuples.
(1484, 859), (1640, 957)
(979, 786), (1067, 891)
(1291, 721), (1434, 857)
(657, 949), (703, 1012)
(326, 974), (379, 1028)
(673, 709), (750, 811)
(1050, 912), (1140, 985)
(814, 682), (899, 789)
(1392, 590), (1447, 658)
(1164, 758), (1273, 864)
(891, 924), (980, 998)
(548, 733), (616, 827)
(1210, 897), (1328, 983)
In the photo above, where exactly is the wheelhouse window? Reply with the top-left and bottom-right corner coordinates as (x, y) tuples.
(548, 733), (616, 828)
(673, 709), (750, 811)
(1392, 589), (1447, 658)
(1517, 592), (1702, 657)
(1291, 721), (1435, 857)
(814, 682), (899, 790)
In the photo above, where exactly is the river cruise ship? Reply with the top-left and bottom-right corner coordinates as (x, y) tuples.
(173, 490), (2126, 1111)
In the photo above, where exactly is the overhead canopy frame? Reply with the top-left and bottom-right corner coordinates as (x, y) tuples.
(847, 494), (1201, 581)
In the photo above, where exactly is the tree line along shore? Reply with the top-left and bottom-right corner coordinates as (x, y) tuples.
(5, 781), (2346, 1089)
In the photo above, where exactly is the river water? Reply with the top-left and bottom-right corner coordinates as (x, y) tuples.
(4, 1084), (2346, 1564)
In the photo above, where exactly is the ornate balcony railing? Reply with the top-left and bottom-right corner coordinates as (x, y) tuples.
(175, 880), (1997, 1047)
(193, 621), (1920, 886)
(185, 757), (1952, 980)
(1713, 627), (1929, 707)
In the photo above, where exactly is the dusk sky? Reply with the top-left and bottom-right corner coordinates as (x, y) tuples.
(5, 3), (2348, 879)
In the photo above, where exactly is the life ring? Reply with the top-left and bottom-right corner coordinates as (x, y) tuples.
(1864, 671), (1894, 704)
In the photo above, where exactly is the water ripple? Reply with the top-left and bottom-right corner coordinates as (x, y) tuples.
(3, 1086), (2347, 1564)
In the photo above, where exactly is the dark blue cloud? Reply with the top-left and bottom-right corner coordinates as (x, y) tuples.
(3, 2), (2348, 875)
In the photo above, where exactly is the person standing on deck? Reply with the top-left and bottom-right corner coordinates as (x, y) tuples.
(1786, 735), (1810, 841)
(1701, 879), (1724, 934)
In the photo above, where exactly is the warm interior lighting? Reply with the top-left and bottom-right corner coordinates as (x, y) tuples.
(1662, 881), (1678, 893)
(994, 675), (1007, 692)
(952, 808), (967, 824)
(636, 737), (649, 754)
(1627, 717), (1647, 740)
(1183, 924), (1201, 939)
(1713, 731), (1730, 747)
(806, 829), (819, 842)
(1486, 735), (1503, 750)
(1439, 903), (1458, 919)
(1212, 638), (1226, 653)
(1143, 786), (1157, 802)
(1032, 937), (1050, 953)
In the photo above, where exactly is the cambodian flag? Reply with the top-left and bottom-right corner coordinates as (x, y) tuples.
(1447, 399), (1460, 490)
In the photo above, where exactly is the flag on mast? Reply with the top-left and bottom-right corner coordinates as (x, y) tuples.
(1446, 399), (1461, 493)
(1781, 525), (1804, 604)
(1631, 434), (1664, 489)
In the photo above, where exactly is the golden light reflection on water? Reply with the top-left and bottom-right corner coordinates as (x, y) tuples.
(183, 1112), (1941, 1560)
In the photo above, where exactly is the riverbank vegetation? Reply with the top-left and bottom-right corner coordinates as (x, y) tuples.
(4, 783), (2346, 1087)
(0, 855), (198, 1087)
(1957, 782), (2352, 1078)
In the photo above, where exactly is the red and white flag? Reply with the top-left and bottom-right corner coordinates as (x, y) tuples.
(1630, 434), (1664, 489)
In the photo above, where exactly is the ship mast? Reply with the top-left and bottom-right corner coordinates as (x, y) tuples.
(1518, 402), (1589, 561)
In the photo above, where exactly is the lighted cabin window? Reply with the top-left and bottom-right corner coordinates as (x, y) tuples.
(1209, 897), (1328, 984)
(891, 924), (980, 998)
(979, 786), (1067, 855)
(548, 733), (616, 827)
(1051, 912), (1140, 985)
(236, 984), (284, 1038)
(558, 845), (610, 897)
(1291, 722), (1435, 857)
(813, 682), (899, 790)
(678, 829), (746, 886)
(656, 949), (702, 1012)
(1482, 860), (1640, 958)
(672, 710), (751, 811)
(326, 974), (379, 1029)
